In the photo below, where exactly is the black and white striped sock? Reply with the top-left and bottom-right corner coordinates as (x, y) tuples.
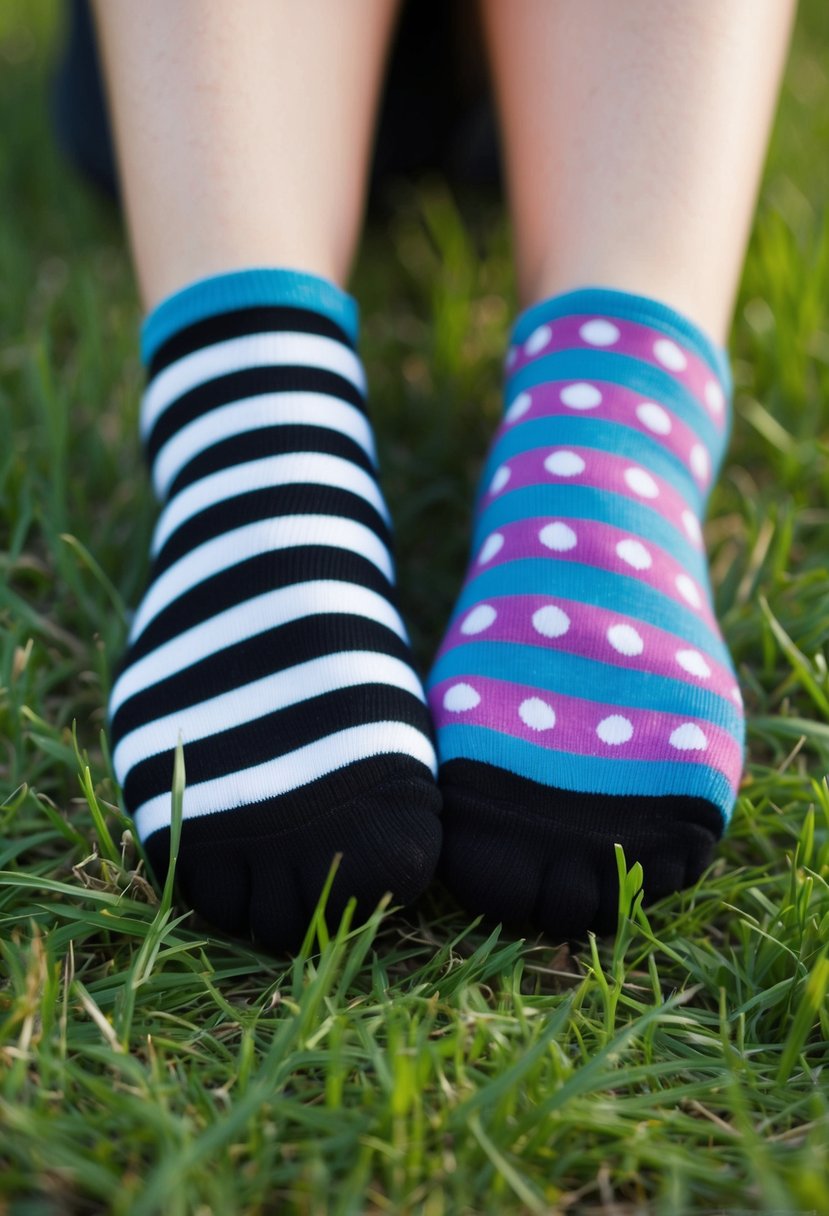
(109, 269), (442, 950)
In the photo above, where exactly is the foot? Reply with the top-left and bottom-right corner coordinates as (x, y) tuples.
(428, 287), (743, 937)
(110, 269), (442, 951)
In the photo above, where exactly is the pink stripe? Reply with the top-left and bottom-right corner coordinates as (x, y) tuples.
(439, 593), (737, 703)
(507, 314), (726, 430)
(499, 379), (710, 487)
(431, 675), (742, 785)
(486, 444), (704, 521)
(471, 516), (717, 630)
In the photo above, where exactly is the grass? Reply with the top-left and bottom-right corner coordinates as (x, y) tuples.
(2, 2), (829, 1212)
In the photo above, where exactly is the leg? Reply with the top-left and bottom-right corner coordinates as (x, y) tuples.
(482, 0), (794, 341)
(430, 0), (794, 935)
(95, 1), (442, 951)
(94, 0), (398, 307)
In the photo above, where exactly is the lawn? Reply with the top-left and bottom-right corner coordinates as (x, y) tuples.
(2, 3), (829, 1213)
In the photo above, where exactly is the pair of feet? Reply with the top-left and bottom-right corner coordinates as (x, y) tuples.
(109, 270), (744, 952)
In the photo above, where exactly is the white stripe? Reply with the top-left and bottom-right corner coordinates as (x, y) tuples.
(129, 515), (394, 643)
(151, 453), (390, 556)
(114, 651), (426, 781)
(132, 721), (438, 842)
(141, 333), (366, 440)
(153, 392), (376, 499)
(109, 580), (408, 716)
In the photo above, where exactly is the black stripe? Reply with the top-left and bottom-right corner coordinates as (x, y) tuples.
(166, 425), (376, 500)
(123, 686), (433, 806)
(145, 366), (367, 464)
(149, 305), (354, 378)
(151, 485), (394, 579)
(121, 552), (399, 666)
(111, 615), (417, 741)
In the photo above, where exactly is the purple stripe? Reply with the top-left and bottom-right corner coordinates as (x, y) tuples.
(472, 517), (717, 631)
(430, 675), (743, 786)
(499, 379), (709, 482)
(505, 314), (727, 429)
(439, 593), (738, 704)
(485, 444), (705, 519)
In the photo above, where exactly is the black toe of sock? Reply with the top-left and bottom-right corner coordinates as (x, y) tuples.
(145, 758), (442, 953)
(438, 760), (724, 940)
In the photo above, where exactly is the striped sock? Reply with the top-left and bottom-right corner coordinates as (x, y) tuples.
(428, 287), (744, 937)
(110, 268), (441, 951)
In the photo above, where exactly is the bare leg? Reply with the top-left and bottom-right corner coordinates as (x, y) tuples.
(428, 3), (794, 937)
(481, 0), (795, 341)
(93, 0), (399, 307)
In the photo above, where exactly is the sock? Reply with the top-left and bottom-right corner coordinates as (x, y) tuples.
(428, 287), (744, 937)
(110, 268), (441, 951)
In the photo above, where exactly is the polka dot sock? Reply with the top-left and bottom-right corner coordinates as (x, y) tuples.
(110, 268), (441, 951)
(428, 287), (744, 937)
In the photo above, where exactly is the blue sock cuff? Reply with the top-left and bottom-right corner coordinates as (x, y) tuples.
(141, 268), (359, 364)
(509, 286), (732, 396)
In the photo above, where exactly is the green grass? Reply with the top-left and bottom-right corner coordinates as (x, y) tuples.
(3, 3), (829, 1213)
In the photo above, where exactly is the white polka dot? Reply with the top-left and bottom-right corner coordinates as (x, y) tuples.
(561, 383), (602, 410)
(461, 604), (497, 635)
(607, 623), (644, 657)
(443, 683), (481, 713)
(539, 522), (578, 551)
(519, 697), (556, 731)
(682, 510), (703, 546)
(624, 467), (660, 498)
(525, 324), (552, 356)
(532, 604), (571, 638)
(505, 346), (519, 369)
(675, 574), (702, 609)
(705, 379), (725, 415)
(690, 444), (709, 482)
(653, 338), (687, 371)
(544, 450), (586, 478)
(675, 649), (711, 679)
(489, 465), (511, 495)
(731, 686), (743, 706)
(669, 722), (708, 751)
(636, 402), (672, 435)
(579, 318), (620, 347)
(505, 392), (532, 423)
(478, 532), (504, 565)
(616, 539), (653, 571)
(596, 715), (634, 745)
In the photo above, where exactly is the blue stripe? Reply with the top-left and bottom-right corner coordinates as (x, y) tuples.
(506, 349), (725, 465)
(509, 286), (732, 394)
(429, 642), (743, 736)
(142, 268), (359, 363)
(472, 483), (709, 582)
(452, 559), (731, 666)
(438, 724), (734, 823)
(482, 416), (703, 515)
